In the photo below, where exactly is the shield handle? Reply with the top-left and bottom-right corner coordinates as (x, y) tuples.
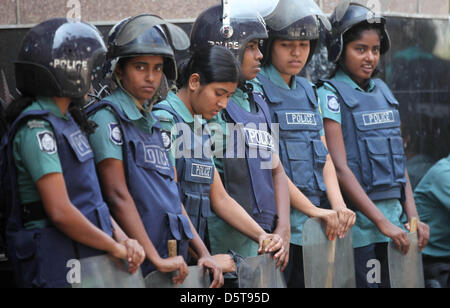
(262, 239), (271, 253)
(168, 240), (177, 257)
(409, 217), (418, 233)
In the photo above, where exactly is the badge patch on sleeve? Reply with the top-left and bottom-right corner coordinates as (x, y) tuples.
(161, 130), (172, 150)
(36, 130), (57, 154)
(326, 95), (340, 113)
(109, 123), (123, 145)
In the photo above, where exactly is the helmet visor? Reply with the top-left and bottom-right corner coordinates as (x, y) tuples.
(265, 0), (331, 31)
(115, 14), (189, 51)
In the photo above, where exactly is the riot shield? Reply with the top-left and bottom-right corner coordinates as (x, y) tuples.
(237, 240), (286, 288)
(302, 218), (356, 288)
(71, 254), (145, 288)
(144, 265), (211, 288)
(144, 240), (211, 288)
(388, 218), (425, 288)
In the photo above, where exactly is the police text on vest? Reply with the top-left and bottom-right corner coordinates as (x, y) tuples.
(362, 111), (395, 126)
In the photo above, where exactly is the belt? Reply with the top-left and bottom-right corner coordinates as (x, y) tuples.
(22, 201), (47, 225)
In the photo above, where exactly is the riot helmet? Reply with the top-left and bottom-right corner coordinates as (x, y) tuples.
(262, 0), (331, 65)
(326, 1), (391, 63)
(15, 18), (107, 99)
(190, 0), (276, 64)
(104, 14), (190, 81)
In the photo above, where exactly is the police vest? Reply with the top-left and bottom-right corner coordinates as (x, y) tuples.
(258, 74), (328, 206)
(323, 79), (407, 201)
(87, 101), (193, 276)
(6, 110), (113, 288)
(221, 93), (277, 232)
(152, 103), (214, 243)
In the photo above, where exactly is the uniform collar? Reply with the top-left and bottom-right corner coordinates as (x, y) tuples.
(109, 88), (148, 121)
(335, 69), (376, 92)
(165, 91), (195, 124)
(261, 64), (296, 90)
(231, 86), (251, 112)
(108, 88), (157, 127)
(34, 96), (67, 119)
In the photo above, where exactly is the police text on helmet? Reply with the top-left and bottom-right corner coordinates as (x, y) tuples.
(51, 59), (88, 71)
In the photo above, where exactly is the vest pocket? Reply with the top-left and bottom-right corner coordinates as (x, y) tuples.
(389, 137), (407, 184)
(312, 140), (328, 192)
(166, 212), (194, 242)
(365, 138), (393, 187)
(200, 194), (212, 241)
(285, 140), (312, 190)
(182, 192), (210, 241)
(13, 229), (44, 287)
(166, 213), (182, 241)
(183, 193), (201, 234)
(38, 227), (77, 287)
(94, 204), (114, 237)
(178, 214), (194, 240)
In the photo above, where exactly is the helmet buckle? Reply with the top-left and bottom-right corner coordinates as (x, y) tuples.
(220, 25), (234, 39)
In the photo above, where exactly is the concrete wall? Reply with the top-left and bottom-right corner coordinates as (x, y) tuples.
(0, 0), (221, 26)
(318, 0), (449, 17)
(1, 0), (449, 27)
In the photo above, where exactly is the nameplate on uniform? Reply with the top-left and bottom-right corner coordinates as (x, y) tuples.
(191, 163), (213, 179)
(362, 111), (395, 126)
(144, 144), (171, 170)
(286, 112), (317, 126)
(70, 131), (92, 157)
(243, 127), (275, 151)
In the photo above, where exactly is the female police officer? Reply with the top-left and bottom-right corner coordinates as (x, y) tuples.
(153, 45), (284, 263)
(4, 18), (145, 288)
(251, 0), (356, 287)
(87, 14), (222, 287)
(317, 2), (429, 287)
(189, 3), (290, 269)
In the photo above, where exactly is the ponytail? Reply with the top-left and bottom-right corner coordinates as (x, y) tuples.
(69, 98), (98, 134)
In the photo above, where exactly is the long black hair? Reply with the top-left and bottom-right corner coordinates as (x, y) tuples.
(177, 45), (241, 89)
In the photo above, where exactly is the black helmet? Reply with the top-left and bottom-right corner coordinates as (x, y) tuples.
(15, 18), (107, 99)
(104, 14), (190, 80)
(327, 1), (391, 63)
(263, 0), (331, 66)
(190, 2), (269, 64)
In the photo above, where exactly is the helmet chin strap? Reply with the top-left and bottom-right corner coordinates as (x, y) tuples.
(113, 73), (158, 113)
